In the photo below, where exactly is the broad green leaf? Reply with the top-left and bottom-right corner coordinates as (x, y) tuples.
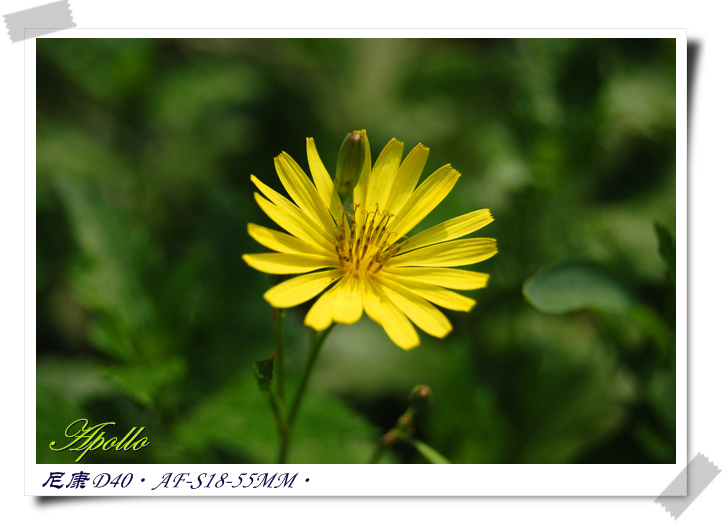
(523, 261), (635, 314)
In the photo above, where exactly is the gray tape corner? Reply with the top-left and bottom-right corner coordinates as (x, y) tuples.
(655, 452), (721, 520)
(3, 0), (75, 43)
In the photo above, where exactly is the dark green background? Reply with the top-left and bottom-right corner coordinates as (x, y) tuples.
(36, 38), (677, 464)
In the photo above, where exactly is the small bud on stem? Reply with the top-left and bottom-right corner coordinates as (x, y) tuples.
(334, 131), (365, 201)
(380, 429), (400, 447)
(408, 384), (433, 412)
(396, 410), (414, 433)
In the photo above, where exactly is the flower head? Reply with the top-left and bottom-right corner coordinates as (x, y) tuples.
(243, 131), (497, 350)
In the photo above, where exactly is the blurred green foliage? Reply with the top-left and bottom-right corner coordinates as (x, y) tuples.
(36, 38), (676, 464)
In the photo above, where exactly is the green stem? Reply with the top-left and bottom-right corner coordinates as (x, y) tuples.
(268, 390), (287, 441)
(273, 308), (286, 401)
(277, 324), (335, 463)
(289, 325), (335, 427)
(276, 413), (289, 464)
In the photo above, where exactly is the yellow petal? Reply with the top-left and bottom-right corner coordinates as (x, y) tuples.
(389, 238), (498, 268)
(253, 189), (331, 250)
(376, 276), (452, 338)
(380, 267), (490, 290)
(304, 288), (337, 331)
(263, 269), (343, 308)
(306, 137), (344, 219)
(361, 277), (420, 350)
(330, 275), (364, 325)
(243, 253), (336, 275)
(352, 129), (372, 206)
(274, 153), (337, 233)
(247, 223), (330, 257)
(365, 138), (404, 211)
(394, 281), (477, 312)
(304, 275), (364, 328)
(385, 143), (429, 216)
(400, 209), (493, 254)
(388, 165), (461, 238)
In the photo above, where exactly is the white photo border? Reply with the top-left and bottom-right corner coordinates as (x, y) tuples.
(26, 27), (687, 497)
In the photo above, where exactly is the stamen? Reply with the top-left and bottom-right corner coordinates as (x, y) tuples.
(333, 205), (404, 275)
(372, 212), (394, 247)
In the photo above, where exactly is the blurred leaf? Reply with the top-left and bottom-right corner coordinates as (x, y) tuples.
(400, 435), (451, 464)
(172, 371), (276, 463)
(40, 39), (156, 103)
(104, 356), (186, 408)
(601, 68), (676, 138)
(36, 389), (85, 464)
(645, 369), (676, 435)
(55, 175), (161, 361)
(515, 341), (636, 463)
(633, 423), (674, 463)
(174, 371), (378, 463)
(654, 222), (676, 286)
(37, 126), (136, 190)
(629, 305), (675, 358)
(37, 357), (116, 404)
(289, 391), (379, 464)
(150, 60), (261, 131)
(55, 175), (198, 412)
(36, 358), (117, 463)
(523, 261), (636, 314)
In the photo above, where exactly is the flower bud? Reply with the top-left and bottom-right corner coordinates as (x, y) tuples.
(380, 429), (400, 447)
(408, 385), (433, 412)
(396, 410), (414, 432)
(334, 131), (365, 201)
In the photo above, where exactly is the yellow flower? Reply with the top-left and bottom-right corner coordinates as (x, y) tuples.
(243, 131), (497, 350)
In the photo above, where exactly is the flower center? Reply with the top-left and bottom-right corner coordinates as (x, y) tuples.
(334, 204), (405, 276)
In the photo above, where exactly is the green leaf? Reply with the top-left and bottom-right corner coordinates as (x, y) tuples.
(36, 358), (117, 463)
(633, 423), (675, 463)
(513, 339), (636, 463)
(173, 371), (378, 463)
(400, 435), (451, 464)
(629, 305), (676, 358)
(645, 369), (676, 434)
(252, 354), (275, 393)
(654, 222), (676, 286)
(104, 357), (186, 408)
(523, 261), (635, 315)
(289, 393), (379, 463)
(54, 175), (163, 361)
